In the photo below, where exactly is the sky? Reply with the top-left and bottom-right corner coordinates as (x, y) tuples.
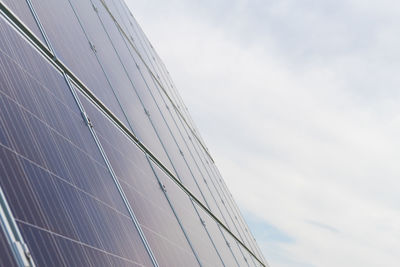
(126, 1), (400, 266)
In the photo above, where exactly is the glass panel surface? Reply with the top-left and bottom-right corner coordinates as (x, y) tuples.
(170, 107), (242, 233)
(130, 22), (179, 108)
(89, 0), (207, 201)
(1, 0), (46, 44)
(102, 0), (139, 51)
(132, 65), (217, 210)
(150, 161), (224, 267)
(85, 0), (176, 174)
(224, 231), (250, 267)
(73, 0), (202, 153)
(148, 80), (230, 221)
(29, 0), (130, 127)
(195, 204), (240, 267)
(184, 127), (261, 260)
(108, 0), (196, 132)
(79, 94), (200, 266)
(130, 57), (207, 200)
(0, 16), (153, 266)
(108, 0), (156, 75)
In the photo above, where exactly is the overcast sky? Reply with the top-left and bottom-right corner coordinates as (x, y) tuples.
(126, 1), (400, 266)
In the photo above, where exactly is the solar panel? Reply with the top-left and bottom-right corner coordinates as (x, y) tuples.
(79, 93), (200, 266)
(0, 15), (153, 266)
(0, 0), (267, 265)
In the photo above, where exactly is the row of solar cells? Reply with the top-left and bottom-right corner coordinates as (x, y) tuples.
(0, 0), (266, 266)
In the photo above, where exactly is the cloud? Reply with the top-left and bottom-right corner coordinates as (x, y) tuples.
(127, 0), (400, 266)
(305, 220), (339, 234)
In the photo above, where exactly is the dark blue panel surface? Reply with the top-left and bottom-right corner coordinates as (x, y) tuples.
(0, 15), (153, 266)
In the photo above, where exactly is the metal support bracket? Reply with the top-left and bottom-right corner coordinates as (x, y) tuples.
(89, 41), (97, 53)
(92, 3), (98, 13)
(81, 111), (93, 128)
(0, 186), (36, 267)
(159, 182), (167, 193)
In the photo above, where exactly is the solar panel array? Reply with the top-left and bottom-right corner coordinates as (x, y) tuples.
(0, 0), (267, 266)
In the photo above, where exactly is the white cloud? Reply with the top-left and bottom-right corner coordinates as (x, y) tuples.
(127, 0), (400, 266)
